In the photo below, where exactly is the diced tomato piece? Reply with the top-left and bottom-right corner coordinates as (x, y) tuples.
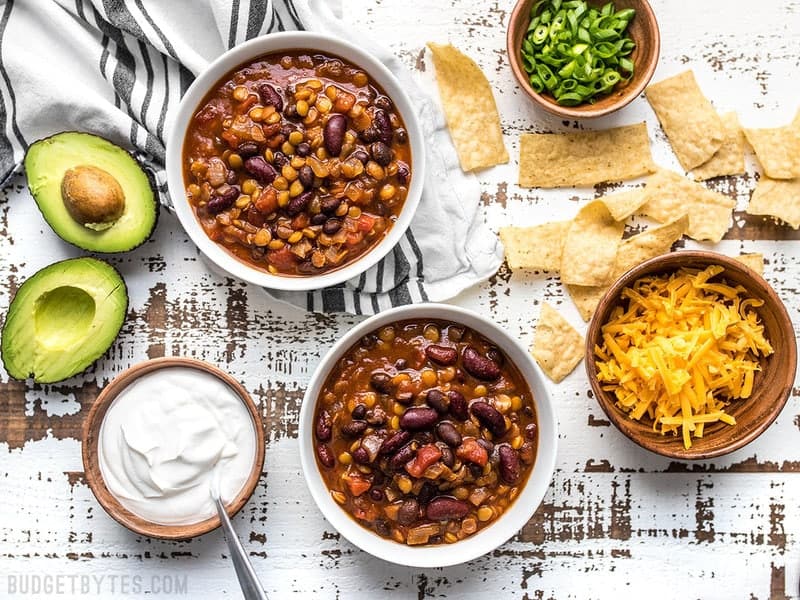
(267, 246), (297, 271)
(334, 91), (356, 113)
(254, 188), (278, 214)
(456, 438), (488, 467)
(291, 213), (310, 230)
(356, 213), (376, 232)
(405, 444), (442, 478)
(345, 474), (372, 497)
(236, 94), (258, 115)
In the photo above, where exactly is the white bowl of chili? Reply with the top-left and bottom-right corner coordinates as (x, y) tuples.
(299, 303), (558, 567)
(166, 31), (425, 291)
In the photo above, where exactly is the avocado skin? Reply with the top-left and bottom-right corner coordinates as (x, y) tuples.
(24, 131), (159, 253)
(1, 257), (129, 384)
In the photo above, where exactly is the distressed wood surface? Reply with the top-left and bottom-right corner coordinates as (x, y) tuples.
(2, 0), (800, 598)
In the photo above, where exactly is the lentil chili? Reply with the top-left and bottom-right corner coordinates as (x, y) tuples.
(183, 51), (412, 276)
(314, 319), (539, 546)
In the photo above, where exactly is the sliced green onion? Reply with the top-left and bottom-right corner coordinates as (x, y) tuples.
(519, 0), (636, 106)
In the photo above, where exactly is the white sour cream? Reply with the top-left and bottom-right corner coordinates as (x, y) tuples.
(98, 367), (257, 526)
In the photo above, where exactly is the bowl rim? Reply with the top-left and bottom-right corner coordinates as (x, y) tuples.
(81, 357), (266, 540)
(298, 303), (558, 567)
(506, 0), (661, 119)
(165, 30), (426, 291)
(585, 250), (797, 460)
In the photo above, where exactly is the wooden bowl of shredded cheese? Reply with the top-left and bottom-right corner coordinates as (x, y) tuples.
(586, 250), (796, 460)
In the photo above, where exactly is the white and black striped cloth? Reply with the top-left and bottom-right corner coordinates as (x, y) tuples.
(0, 0), (503, 314)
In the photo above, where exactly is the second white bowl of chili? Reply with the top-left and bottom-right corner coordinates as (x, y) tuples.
(166, 31), (425, 291)
(299, 304), (558, 567)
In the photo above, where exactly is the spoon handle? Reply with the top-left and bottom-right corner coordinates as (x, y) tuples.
(214, 497), (269, 600)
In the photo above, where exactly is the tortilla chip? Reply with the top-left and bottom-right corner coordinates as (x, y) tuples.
(566, 216), (688, 321)
(531, 303), (584, 383)
(499, 221), (570, 271)
(734, 253), (764, 276)
(743, 123), (800, 179)
(599, 188), (647, 221)
(692, 112), (746, 180)
(640, 169), (735, 242)
(645, 70), (724, 170)
(519, 123), (656, 188)
(561, 201), (624, 286)
(746, 177), (800, 229)
(427, 43), (508, 172)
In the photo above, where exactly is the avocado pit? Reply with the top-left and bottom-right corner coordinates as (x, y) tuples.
(61, 165), (125, 228)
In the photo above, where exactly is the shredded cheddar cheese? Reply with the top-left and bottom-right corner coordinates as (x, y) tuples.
(594, 265), (773, 449)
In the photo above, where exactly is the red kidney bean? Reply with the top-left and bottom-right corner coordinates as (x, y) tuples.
(498, 444), (521, 484)
(370, 370), (392, 393)
(397, 162), (410, 185)
(226, 169), (237, 185)
(323, 218), (342, 235)
(440, 445), (455, 468)
(341, 420), (367, 437)
(380, 430), (411, 455)
(258, 83), (283, 112)
(237, 141), (260, 158)
(207, 185), (239, 214)
(395, 128), (408, 144)
(486, 347), (505, 366)
(374, 519), (390, 537)
(447, 390), (469, 421)
(324, 114), (347, 156)
(436, 421), (462, 447)
(426, 496), (470, 521)
(352, 404), (367, 420)
(359, 126), (379, 143)
(315, 409), (332, 442)
(470, 401), (507, 437)
(395, 358), (408, 370)
(321, 196), (341, 215)
(286, 190), (313, 217)
(244, 156), (277, 184)
(316, 443), (335, 468)
(426, 389), (449, 414)
(519, 441), (536, 465)
(425, 344), (458, 366)
(298, 165), (314, 188)
(375, 96), (393, 111)
(370, 141), (393, 167)
(310, 213), (327, 226)
(369, 488), (384, 502)
(462, 347), (501, 381)
(352, 446), (371, 465)
(373, 109), (393, 145)
(397, 499), (420, 526)
(477, 438), (494, 454)
(295, 141), (311, 157)
(389, 443), (416, 470)
(524, 423), (537, 440)
(352, 149), (369, 164)
(395, 391), (414, 405)
(272, 151), (289, 168)
(400, 407), (439, 431)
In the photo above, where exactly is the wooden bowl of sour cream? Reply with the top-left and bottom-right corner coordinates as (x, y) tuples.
(82, 357), (265, 540)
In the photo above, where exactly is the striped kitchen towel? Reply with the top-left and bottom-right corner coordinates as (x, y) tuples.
(0, 0), (503, 314)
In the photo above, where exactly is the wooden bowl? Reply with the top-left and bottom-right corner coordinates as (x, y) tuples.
(507, 0), (660, 119)
(82, 357), (265, 540)
(585, 251), (796, 460)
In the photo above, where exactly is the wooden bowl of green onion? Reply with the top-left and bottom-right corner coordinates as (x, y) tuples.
(507, 0), (660, 118)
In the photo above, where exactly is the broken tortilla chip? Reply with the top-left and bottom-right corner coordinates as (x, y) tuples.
(499, 221), (570, 271)
(427, 43), (508, 172)
(599, 188), (647, 221)
(531, 303), (584, 383)
(561, 201), (624, 286)
(640, 169), (735, 242)
(743, 122), (800, 180)
(645, 70), (724, 171)
(567, 216), (688, 321)
(746, 177), (800, 229)
(692, 112), (746, 180)
(734, 253), (764, 276)
(519, 123), (656, 188)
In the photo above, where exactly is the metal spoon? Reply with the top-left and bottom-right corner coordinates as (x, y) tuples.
(212, 492), (269, 600)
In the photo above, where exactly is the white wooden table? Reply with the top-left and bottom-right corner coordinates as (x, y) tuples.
(1, 0), (799, 598)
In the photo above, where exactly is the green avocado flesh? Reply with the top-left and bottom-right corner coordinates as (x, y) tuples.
(1, 258), (128, 383)
(24, 132), (158, 253)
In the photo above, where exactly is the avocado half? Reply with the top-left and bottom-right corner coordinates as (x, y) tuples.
(24, 132), (158, 253)
(1, 258), (128, 383)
